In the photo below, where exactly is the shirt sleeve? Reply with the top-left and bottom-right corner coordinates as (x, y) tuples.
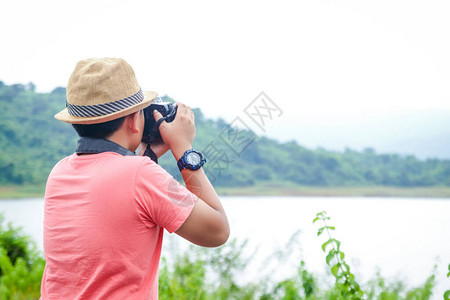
(134, 158), (197, 233)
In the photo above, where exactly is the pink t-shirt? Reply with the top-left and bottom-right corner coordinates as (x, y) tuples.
(41, 152), (197, 299)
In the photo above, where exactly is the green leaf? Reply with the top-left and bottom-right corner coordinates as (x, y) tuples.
(444, 290), (450, 300)
(313, 217), (320, 223)
(326, 251), (335, 265)
(343, 262), (350, 272)
(315, 211), (326, 220)
(317, 227), (325, 236)
(322, 239), (333, 252)
(326, 226), (335, 231)
(331, 263), (341, 277)
(335, 240), (341, 251)
(340, 251), (345, 260)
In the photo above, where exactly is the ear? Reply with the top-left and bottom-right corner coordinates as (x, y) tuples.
(126, 111), (140, 134)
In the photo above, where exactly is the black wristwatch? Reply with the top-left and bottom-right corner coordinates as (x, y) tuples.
(177, 149), (206, 171)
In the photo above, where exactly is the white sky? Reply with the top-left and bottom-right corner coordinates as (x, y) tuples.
(1, 0), (449, 154)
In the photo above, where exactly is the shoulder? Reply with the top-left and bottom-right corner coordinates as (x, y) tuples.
(48, 154), (75, 174)
(51, 153), (155, 173)
(103, 154), (162, 178)
(133, 156), (173, 181)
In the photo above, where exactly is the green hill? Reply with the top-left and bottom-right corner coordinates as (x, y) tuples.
(0, 82), (449, 197)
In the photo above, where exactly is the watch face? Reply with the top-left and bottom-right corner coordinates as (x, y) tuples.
(186, 152), (201, 165)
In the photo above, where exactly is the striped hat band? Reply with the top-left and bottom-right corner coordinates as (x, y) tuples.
(67, 89), (143, 118)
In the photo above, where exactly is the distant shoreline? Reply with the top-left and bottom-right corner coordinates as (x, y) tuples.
(216, 185), (450, 198)
(2, 184), (450, 199)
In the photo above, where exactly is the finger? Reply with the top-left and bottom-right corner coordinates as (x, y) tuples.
(176, 102), (186, 109)
(153, 110), (163, 121)
(174, 102), (185, 115)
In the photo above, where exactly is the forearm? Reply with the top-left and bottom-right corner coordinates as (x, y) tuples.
(172, 146), (229, 246)
(162, 104), (229, 246)
(172, 146), (226, 215)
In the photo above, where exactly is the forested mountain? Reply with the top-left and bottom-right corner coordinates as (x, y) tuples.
(0, 82), (449, 188)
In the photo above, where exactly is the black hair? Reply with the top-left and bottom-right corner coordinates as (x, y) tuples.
(72, 116), (126, 139)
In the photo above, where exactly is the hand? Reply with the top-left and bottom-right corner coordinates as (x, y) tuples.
(153, 102), (196, 159)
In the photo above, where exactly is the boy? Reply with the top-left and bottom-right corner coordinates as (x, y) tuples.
(41, 57), (229, 299)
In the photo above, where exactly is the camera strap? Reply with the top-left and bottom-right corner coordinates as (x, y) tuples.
(143, 144), (158, 164)
(144, 116), (168, 163)
(150, 117), (167, 141)
(150, 107), (177, 139)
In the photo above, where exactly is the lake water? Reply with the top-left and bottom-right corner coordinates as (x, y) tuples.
(0, 196), (449, 299)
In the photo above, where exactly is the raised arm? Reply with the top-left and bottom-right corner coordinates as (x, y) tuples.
(149, 103), (229, 247)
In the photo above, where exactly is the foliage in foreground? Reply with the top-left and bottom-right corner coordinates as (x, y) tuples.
(159, 229), (441, 300)
(444, 265), (450, 300)
(0, 215), (44, 299)
(0, 211), (447, 299)
(313, 211), (363, 299)
(313, 211), (440, 300)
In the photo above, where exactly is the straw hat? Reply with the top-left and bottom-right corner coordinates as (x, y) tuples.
(55, 57), (157, 124)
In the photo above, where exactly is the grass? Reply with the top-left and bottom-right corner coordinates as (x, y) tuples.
(216, 183), (450, 198)
(0, 185), (45, 199)
(1, 183), (450, 199)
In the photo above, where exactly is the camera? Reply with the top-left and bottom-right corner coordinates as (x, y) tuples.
(141, 97), (177, 144)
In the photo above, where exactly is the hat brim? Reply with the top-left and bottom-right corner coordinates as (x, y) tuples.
(54, 91), (158, 124)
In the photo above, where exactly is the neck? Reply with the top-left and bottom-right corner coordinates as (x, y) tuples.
(107, 125), (141, 152)
(107, 135), (133, 152)
(103, 113), (141, 152)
